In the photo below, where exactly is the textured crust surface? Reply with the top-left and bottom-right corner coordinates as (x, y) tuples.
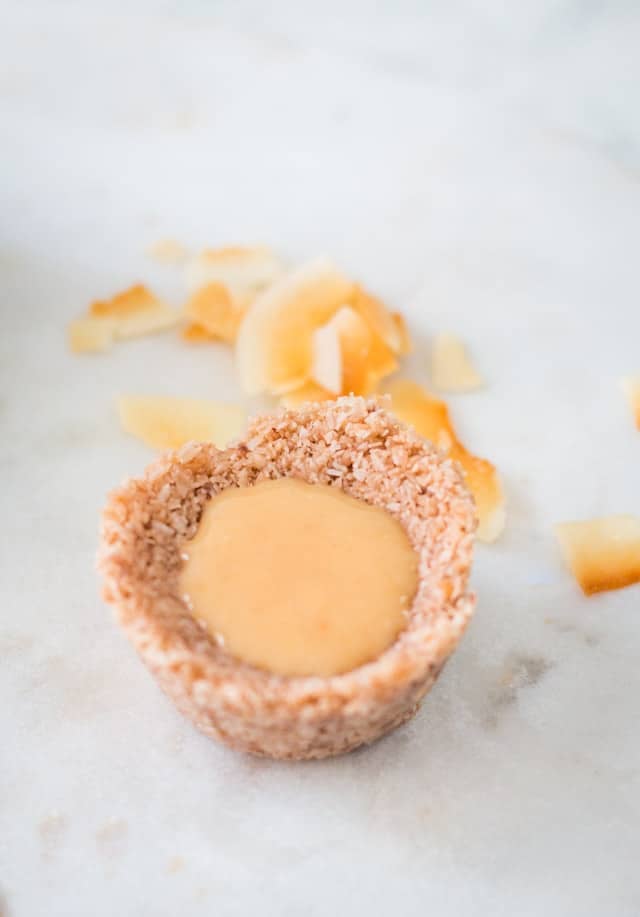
(99, 397), (477, 760)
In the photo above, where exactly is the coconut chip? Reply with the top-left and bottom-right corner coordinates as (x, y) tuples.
(310, 316), (343, 394)
(311, 305), (398, 397)
(185, 246), (283, 297)
(236, 258), (355, 395)
(385, 379), (505, 542)
(349, 285), (403, 354)
(392, 312), (412, 356)
(68, 317), (115, 354)
(69, 284), (181, 353)
(118, 395), (245, 450)
(621, 377), (640, 430)
(279, 383), (336, 408)
(181, 322), (216, 343)
(555, 516), (640, 595)
(431, 333), (483, 393)
(236, 258), (407, 397)
(184, 282), (247, 343)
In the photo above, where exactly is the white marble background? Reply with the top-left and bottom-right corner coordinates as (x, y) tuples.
(1, 2), (639, 915)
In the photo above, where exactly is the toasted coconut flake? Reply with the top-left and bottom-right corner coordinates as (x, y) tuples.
(279, 383), (336, 408)
(332, 306), (371, 395)
(234, 264), (401, 397)
(308, 306), (399, 398)
(112, 304), (181, 340)
(329, 305), (397, 395)
(431, 333), (483, 392)
(181, 322), (216, 343)
(118, 396), (245, 450)
(392, 312), (412, 355)
(236, 259), (355, 395)
(68, 316), (115, 353)
(555, 516), (640, 595)
(70, 285), (179, 352)
(146, 239), (188, 264)
(310, 318), (342, 394)
(386, 380), (455, 449)
(185, 282), (246, 343)
(185, 246), (283, 297)
(621, 377), (640, 430)
(362, 330), (398, 393)
(386, 380), (505, 542)
(350, 285), (402, 354)
(90, 284), (159, 319)
(86, 284), (181, 341)
(462, 454), (506, 544)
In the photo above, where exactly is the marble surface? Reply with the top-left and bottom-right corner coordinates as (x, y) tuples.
(2, 3), (640, 915)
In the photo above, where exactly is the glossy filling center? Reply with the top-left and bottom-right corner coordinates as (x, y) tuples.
(180, 478), (418, 677)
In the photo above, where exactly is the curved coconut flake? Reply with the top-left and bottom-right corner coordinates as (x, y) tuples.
(391, 312), (412, 356)
(280, 382), (336, 408)
(350, 285), (402, 354)
(386, 380), (505, 543)
(327, 305), (397, 395)
(69, 285), (180, 352)
(236, 259), (355, 395)
(555, 516), (640, 595)
(310, 318), (343, 394)
(118, 395), (245, 450)
(621, 376), (640, 430)
(185, 246), (283, 297)
(185, 282), (246, 343)
(181, 322), (217, 343)
(68, 316), (115, 353)
(432, 333), (483, 393)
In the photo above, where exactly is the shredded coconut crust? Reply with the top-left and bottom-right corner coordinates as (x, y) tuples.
(99, 396), (477, 760)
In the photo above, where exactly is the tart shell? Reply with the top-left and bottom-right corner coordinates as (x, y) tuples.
(99, 396), (476, 760)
